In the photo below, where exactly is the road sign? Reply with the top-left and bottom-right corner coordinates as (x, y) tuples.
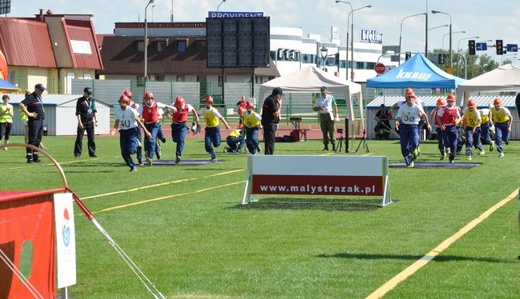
(507, 44), (518, 52)
(375, 63), (385, 74)
(476, 42), (487, 51)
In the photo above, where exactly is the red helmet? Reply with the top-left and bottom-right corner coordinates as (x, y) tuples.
(493, 98), (502, 106)
(246, 101), (254, 109)
(205, 96), (214, 104)
(467, 99), (476, 107)
(175, 96), (185, 107)
(144, 91), (154, 99)
(405, 88), (415, 98)
(118, 95), (130, 103)
(123, 89), (133, 98)
(436, 98), (446, 107)
(446, 94), (455, 102)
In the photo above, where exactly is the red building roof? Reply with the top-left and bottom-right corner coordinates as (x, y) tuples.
(0, 18), (56, 67)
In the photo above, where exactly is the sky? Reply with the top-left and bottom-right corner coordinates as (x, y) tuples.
(9, 0), (520, 60)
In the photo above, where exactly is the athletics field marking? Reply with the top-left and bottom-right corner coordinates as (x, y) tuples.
(366, 188), (519, 299)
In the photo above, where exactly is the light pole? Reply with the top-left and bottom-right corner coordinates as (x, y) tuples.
(428, 24), (448, 31)
(217, 0), (226, 12)
(398, 13), (426, 65)
(335, 0), (352, 81)
(144, 0), (155, 90)
(432, 10), (452, 67)
(348, 5), (371, 81)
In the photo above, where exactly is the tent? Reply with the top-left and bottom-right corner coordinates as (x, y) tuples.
(366, 53), (465, 89)
(258, 65), (363, 122)
(456, 64), (520, 105)
(0, 78), (20, 93)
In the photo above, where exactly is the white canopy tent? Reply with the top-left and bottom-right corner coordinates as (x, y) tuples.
(258, 65), (364, 123)
(456, 64), (520, 105)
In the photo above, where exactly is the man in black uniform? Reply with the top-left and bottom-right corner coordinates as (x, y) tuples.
(74, 87), (98, 157)
(19, 83), (46, 163)
(261, 87), (283, 155)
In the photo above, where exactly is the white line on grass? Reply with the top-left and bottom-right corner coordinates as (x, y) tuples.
(94, 181), (244, 214)
(366, 188), (520, 299)
(81, 169), (245, 200)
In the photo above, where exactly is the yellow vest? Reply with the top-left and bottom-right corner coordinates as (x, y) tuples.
(242, 111), (260, 128)
(0, 103), (13, 123)
(492, 107), (510, 123)
(479, 108), (490, 124)
(203, 107), (220, 128)
(228, 129), (242, 138)
(464, 109), (480, 128)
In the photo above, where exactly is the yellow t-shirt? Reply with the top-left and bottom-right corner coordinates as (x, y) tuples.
(464, 109), (480, 128)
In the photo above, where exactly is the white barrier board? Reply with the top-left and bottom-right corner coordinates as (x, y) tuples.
(242, 155), (391, 206)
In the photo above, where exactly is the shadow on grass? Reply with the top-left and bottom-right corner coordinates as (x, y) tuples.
(316, 252), (518, 263)
(234, 197), (384, 212)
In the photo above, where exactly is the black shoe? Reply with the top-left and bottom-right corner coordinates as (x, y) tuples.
(90, 154), (97, 158)
(33, 158), (41, 163)
(74, 155), (80, 158)
(27, 159), (33, 164)
(323, 145), (329, 151)
(161, 138), (166, 143)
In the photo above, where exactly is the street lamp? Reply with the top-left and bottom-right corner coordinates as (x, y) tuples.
(217, 0), (226, 11)
(348, 5), (371, 81)
(144, 0), (155, 89)
(335, 0), (352, 80)
(398, 13), (426, 65)
(428, 24), (448, 31)
(320, 46), (329, 70)
(432, 10), (453, 67)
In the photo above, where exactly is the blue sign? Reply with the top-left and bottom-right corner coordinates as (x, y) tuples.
(507, 44), (518, 52)
(476, 42), (487, 51)
(208, 11), (264, 18)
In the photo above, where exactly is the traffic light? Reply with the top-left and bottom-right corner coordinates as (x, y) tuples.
(335, 52), (340, 65)
(468, 40), (476, 55)
(438, 53), (445, 64)
(405, 52), (412, 61)
(496, 40), (503, 55)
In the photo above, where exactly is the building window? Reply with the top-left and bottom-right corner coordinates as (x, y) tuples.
(176, 75), (185, 82)
(196, 75), (207, 82)
(157, 41), (167, 52)
(137, 40), (145, 52)
(218, 75), (227, 87)
(176, 40), (187, 52)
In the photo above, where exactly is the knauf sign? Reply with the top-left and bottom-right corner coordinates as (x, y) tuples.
(208, 11), (264, 18)
(395, 69), (432, 81)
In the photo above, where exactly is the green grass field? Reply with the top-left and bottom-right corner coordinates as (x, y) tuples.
(2, 134), (520, 299)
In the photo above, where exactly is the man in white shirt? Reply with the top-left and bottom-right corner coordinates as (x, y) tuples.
(313, 86), (339, 151)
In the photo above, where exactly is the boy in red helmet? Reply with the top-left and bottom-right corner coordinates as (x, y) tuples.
(430, 98), (447, 160)
(460, 99), (484, 160)
(199, 95), (230, 162)
(490, 98), (513, 157)
(170, 96), (199, 163)
(111, 95), (151, 172)
(435, 94), (461, 163)
(138, 91), (175, 165)
(241, 101), (263, 154)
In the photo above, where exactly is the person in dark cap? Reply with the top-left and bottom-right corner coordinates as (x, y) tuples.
(261, 87), (283, 155)
(74, 87), (98, 157)
(19, 83), (46, 163)
(313, 86), (339, 150)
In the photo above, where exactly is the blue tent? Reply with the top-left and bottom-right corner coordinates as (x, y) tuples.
(366, 53), (465, 89)
(0, 78), (19, 90)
